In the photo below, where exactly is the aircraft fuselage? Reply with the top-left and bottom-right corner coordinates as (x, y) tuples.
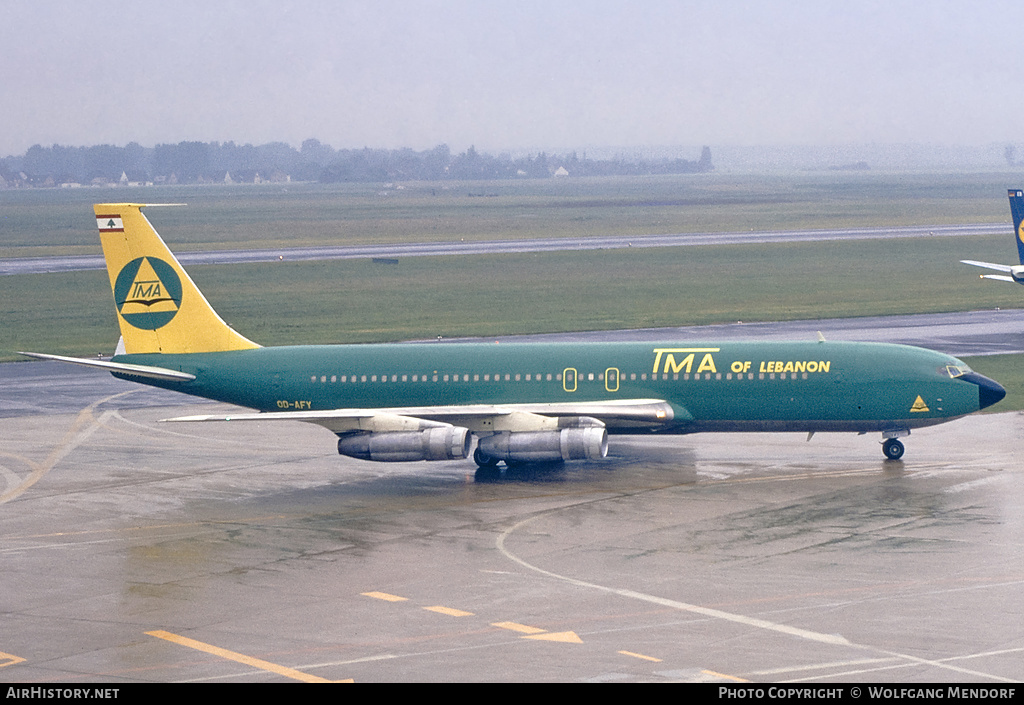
(115, 339), (996, 435)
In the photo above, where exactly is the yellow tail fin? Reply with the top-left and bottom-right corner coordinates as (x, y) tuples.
(95, 203), (260, 354)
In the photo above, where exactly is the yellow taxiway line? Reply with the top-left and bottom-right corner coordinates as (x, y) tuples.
(146, 630), (343, 683)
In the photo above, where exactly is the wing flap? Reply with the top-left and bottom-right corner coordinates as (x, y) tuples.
(164, 399), (681, 433)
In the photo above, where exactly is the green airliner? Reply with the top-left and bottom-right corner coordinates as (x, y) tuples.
(21, 203), (1006, 466)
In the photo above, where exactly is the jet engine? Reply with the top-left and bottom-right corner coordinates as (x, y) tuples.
(338, 427), (471, 462)
(476, 427), (608, 463)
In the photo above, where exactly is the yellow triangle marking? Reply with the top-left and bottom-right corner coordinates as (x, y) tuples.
(361, 591), (407, 602)
(0, 651), (26, 668)
(492, 621), (546, 634)
(424, 605), (474, 617)
(910, 395), (930, 413)
(524, 631), (583, 644)
(121, 258), (177, 314)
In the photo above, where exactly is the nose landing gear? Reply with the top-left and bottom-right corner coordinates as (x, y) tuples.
(882, 438), (905, 460)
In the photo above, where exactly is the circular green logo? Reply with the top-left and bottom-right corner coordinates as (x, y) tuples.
(113, 257), (183, 330)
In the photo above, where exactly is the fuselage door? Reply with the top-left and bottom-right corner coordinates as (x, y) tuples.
(563, 367), (578, 393)
(605, 367), (619, 392)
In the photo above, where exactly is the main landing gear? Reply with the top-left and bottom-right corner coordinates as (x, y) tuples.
(473, 447), (499, 468)
(473, 447), (501, 481)
(882, 438), (905, 460)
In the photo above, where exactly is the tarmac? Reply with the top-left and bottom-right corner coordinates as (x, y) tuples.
(1, 314), (1022, 683)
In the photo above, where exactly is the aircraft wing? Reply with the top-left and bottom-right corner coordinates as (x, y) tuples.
(164, 398), (683, 434)
(960, 259), (1014, 273)
(18, 352), (197, 382)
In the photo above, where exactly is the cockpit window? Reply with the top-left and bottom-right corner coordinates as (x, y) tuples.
(944, 364), (971, 379)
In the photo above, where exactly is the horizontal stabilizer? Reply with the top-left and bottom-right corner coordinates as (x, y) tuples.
(960, 259), (1014, 273)
(18, 351), (196, 381)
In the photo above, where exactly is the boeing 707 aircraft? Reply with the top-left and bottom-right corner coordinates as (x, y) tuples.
(21, 204), (1005, 466)
(961, 189), (1024, 284)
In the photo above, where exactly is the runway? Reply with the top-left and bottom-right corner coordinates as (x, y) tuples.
(0, 222), (1008, 275)
(450, 308), (1024, 358)
(1, 313), (1022, 683)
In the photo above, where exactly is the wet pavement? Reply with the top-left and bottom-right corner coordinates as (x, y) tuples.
(1, 339), (1021, 681)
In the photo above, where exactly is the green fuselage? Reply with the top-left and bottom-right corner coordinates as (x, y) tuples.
(114, 340), (990, 435)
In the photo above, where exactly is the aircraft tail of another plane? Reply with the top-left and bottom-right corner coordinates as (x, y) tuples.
(1008, 189), (1024, 264)
(94, 203), (260, 355)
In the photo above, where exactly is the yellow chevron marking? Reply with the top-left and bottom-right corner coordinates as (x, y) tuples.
(0, 652), (26, 668)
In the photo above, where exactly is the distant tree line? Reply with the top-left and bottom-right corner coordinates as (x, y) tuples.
(0, 140), (713, 187)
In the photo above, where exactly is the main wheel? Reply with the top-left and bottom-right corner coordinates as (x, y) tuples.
(882, 438), (905, 460)
(474, 447), (499, 468)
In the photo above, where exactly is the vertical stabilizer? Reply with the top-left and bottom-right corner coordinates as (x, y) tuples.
(1008, 189), (1024, 264)
(95, 204), (260, 354)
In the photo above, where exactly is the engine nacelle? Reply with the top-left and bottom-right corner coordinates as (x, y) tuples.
(338, 427), (471, 462)
(1011, 264), (1024, 284)
(476, 427), (608, 463)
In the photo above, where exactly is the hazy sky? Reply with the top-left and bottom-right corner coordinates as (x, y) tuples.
(3, 0), (1022, 156)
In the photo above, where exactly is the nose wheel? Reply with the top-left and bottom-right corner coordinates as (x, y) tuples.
(882, 438), (905, 460)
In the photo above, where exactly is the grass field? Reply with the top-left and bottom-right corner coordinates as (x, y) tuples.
(958, 354), (1024, 413)
(3, 236), (1021, 347)
(2, 172), (1023, 410)
(2, 171), (1022, 256)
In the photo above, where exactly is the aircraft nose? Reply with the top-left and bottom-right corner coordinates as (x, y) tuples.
(961, 372), (1007, 410)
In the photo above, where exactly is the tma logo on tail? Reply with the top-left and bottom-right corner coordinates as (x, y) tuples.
(113, 257), (183, 330)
